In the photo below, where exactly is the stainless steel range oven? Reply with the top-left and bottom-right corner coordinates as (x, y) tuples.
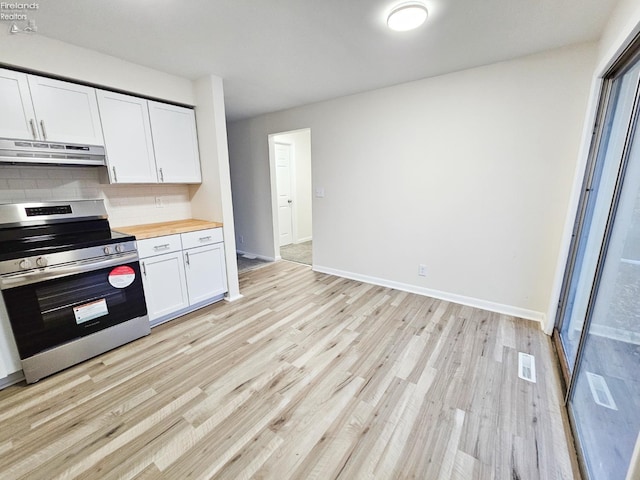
(0, 200), (149, 383)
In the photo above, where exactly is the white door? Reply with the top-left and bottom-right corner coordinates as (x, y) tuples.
(140, 252), (189, 322)
(275, 142), (294, 246)
(97, 90), (158, 183)
(0, 68), (38, 140)
(27, 75), (104, 145)
(148, 101), (202, 183)
(184, 243), (228, 304)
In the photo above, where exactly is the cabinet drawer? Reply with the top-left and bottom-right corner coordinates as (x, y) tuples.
(181, 228), (223, 249)
(137, 234), (182, 258)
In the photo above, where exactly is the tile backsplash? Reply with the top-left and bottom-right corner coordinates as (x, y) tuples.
(0, 164), (192, 227)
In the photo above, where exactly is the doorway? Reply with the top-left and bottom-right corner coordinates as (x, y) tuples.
(269, 129), (312, 266)
(555, 42), (640, 480)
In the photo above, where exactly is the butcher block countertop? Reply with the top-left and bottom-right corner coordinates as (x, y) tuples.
(115, 219), (223, 240)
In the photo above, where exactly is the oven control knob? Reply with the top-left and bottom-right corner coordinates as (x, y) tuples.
(115, 244), (124, 253)
(103, 246), (113, 255)
(36, 257), (48, 267)
(19, 259), (32, 270)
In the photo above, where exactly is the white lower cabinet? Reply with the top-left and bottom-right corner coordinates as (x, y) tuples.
(138, 228), (226, 325)
(184, 243), (227, 305)
(141, 250), (189, 322)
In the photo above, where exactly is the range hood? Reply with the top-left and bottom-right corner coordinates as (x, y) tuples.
(0, 138), (106, 167)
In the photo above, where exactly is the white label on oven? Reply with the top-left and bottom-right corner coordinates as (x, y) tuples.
(108, 266), (135, 288)
(74, 298), (109, 324)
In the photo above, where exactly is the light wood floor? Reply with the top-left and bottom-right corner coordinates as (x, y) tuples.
(0, 261), (579, 479)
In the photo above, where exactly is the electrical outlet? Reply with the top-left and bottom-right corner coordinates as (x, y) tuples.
(239, 235), (244, 244)
(418, 264), (427, 277)
(155, 197), (163, 208)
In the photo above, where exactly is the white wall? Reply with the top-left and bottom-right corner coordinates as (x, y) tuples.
(272, 129), (313, 244)
(0, 33), (195, 105)
(229, 120), (274, 257)
(597, 0), (640, 66)
(191, 75), (240, 300)
(228, 43), (597, 322)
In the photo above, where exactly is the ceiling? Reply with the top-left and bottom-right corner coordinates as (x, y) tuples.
(25, 0), (619, 121)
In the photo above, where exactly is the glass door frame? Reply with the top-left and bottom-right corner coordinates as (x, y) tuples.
(553, 36), (640, 480)
(552, 75), (615, 389)
(554, 38), (640, 394)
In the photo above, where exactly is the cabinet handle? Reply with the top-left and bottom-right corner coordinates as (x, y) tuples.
(153, 243), (171, 251)
(185, 251), (190, 265)
(142, 262), (147, 276)
(29, 119), (38, 139)
(159, 167), (164, 182)
(40, 120), (47, 140)
(112, 166), (118, 183)
(199, 236), (212, 242)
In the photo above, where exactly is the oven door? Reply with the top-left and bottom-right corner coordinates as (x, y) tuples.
(0, 252), (147, 360)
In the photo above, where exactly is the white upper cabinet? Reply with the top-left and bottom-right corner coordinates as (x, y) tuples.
(97, 90), (158, 183)
(0, 69), (37, 140)
(0, 68), (202, 184)
(0, 68), (104, 145)
(27, 76), (104, 145)
(148, 101), (202, 183)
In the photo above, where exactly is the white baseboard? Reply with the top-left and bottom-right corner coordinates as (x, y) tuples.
(225, 293), (244, 302)
(294, 236), (312, 243)
(312, 265), (546, 325)
(236, 250), (277, 262)
(150, 294), (225, 328)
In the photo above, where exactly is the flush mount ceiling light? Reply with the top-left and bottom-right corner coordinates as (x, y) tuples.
(387, 2), (428, 31)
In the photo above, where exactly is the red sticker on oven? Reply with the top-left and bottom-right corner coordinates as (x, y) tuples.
(108, 265), (135, 288)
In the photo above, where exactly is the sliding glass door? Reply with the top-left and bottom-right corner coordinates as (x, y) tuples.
(556, 46), (640, 479)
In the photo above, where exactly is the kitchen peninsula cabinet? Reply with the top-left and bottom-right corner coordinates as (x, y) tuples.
(0, 68), (103, 145)
(127, 221), (226, 326)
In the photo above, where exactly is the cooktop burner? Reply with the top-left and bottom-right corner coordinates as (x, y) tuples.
(0, 226), (134, 262)
(0, 200), (136, 263)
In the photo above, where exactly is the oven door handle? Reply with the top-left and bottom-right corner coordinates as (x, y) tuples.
(0, 252), (140, 290)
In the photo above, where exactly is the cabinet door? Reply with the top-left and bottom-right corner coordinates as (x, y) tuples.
(148, 101), (202, 183)
(27, 75), (104, 145)
(97, 90), (158, 183)
(184, 243), (227, 305)
(0, 68), (38, 140)
(140, 252), (189, 322)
